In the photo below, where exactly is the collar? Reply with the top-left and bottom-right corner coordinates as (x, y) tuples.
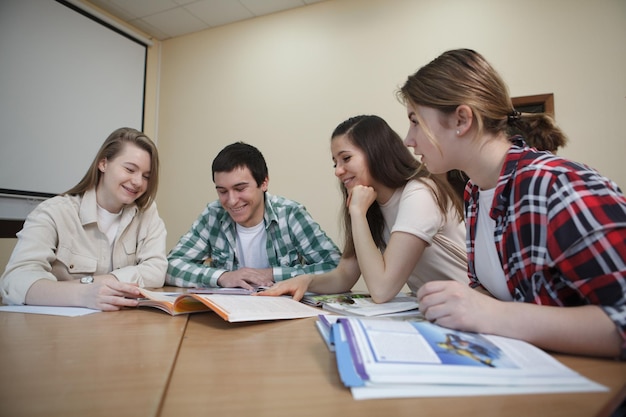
(262, 192), (279, 227)
(468, 136), (528, 219)
(79, 188), (137, 226)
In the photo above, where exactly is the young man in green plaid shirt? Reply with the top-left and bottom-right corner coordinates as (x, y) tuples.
(166, 142), (341, 290)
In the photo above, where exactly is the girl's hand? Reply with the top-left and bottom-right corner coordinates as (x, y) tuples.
(416, 280), (501, 334)
(80, 275), (142, 311)
(347, 185), (377, 216)
(255, 275), (314, 301)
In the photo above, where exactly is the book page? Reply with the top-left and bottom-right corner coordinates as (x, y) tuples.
(351, 379), (608, 400)
(323, 295), (419, 317)
(333, 317), (609, 398)
(0, 305), (100, 317)
(138, 290), (184, 303)
(361, 320), (513, 367)
(196, 294), (325, 322)
(341, 318), (588, 385)
(188, 286), (269, 295)
(137, 289), (208, 315)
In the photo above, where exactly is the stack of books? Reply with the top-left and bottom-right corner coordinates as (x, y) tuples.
(317, 315), (608, 400)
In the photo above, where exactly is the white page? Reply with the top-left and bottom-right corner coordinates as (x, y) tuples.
(199, 294), (327, 322)
(351, 379), (608, 400)
(342, 318), (590, 386)
(0, 305), (100, 317)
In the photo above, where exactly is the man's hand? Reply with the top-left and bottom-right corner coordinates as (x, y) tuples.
(217, 268), (274, 290)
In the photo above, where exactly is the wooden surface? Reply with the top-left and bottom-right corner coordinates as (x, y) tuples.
(162, 313), (626, 417)
(0, 309), (187, 417)
(1, 304), (625, 417)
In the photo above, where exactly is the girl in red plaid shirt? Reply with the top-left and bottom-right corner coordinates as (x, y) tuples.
(399, 49), (626, 360)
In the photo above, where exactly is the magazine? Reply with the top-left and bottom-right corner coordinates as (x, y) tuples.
(302, 292), (419, 317)
(331, 317), (607, 399)
(315, 311), (425, 351)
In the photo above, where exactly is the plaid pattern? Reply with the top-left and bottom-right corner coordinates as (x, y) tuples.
(465, 137), (626, 359)
(166, 193), (341, 288)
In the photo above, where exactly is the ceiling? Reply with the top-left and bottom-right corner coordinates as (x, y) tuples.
(85, 0), (326, 41)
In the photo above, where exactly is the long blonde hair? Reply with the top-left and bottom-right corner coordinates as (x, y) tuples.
(64, 127), (160, 211)
(398, 49), (567, 152)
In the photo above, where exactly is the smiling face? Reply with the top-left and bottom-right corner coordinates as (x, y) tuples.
(403, 102), (457, 175)
(331, 134), (375, 191)
(214, 166), (268, 228)
(96, 143), (151, 213)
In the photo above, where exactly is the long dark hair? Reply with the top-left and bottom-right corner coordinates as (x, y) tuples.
(332, 115), (463, 258)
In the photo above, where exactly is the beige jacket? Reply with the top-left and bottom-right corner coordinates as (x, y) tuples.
(0, 188), (167, 304)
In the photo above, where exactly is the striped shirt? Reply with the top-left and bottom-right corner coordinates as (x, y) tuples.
(166, 193), (341, 288)
(465, 137), (626, 359)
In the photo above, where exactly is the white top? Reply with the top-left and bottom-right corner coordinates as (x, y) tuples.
(235, 221), (270, 269)
(379, 179), (468, 294)
(97, 204), (122, 271)
(474, 187), (512, 301)
(97, 204), (122, 246)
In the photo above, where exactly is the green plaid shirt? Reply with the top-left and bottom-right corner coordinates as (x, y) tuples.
(166, 193), (341, 287)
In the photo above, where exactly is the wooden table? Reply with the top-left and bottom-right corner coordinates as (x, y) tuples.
(1, 307), (625, 417)
(0, 309), (187, 417)
(162, 313), (626, 417)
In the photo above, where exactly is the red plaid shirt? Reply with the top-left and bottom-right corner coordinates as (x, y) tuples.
(465, 137), (626, 359)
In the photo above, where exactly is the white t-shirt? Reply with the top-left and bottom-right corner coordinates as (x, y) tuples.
(474, 187), (512, 301)
(97, 204), (122, 271)
(378, 179), (468, 294)
(97, 204), (122, 246)
(235, 221), (270, 269)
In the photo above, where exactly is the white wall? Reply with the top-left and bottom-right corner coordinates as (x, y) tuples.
(2, 0), (625, 280)
(156, 0), (626, 254)
(0, 0), (147, 197)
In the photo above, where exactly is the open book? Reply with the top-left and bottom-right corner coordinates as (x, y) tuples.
(331, 317), (607, 399)
(302, 292), (419, 317)
(137, 288), (325, 322)
(315, 312), (426, 352)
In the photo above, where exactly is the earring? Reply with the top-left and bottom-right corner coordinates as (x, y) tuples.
(456, 130), (460, 135)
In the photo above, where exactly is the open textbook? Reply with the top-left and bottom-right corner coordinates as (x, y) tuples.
(137, 288), (325, 322)
(330, 317), (607, 399)
(315, 312), (426, 352)
(301, 292), (419, 317)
